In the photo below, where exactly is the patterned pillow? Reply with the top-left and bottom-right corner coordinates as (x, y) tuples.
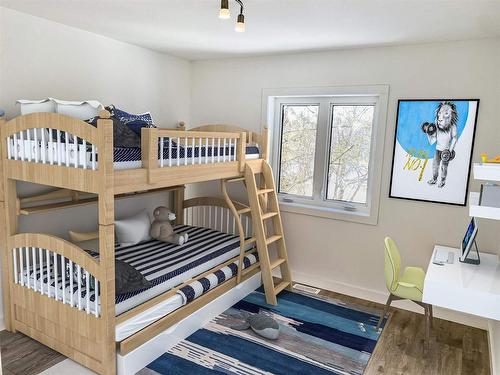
(107, 105), (155, 127)
(126, 120), (154, 137)
(86, 116), (141, 148)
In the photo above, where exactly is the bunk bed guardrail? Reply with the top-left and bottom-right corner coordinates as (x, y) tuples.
(10, 233), (102, 317)
(141, 125), (268, 185)
(183, 196), (253, 237)
(3, 112), (100, 169)
(7, 232), (110, 372)
(158, 131), (242, 167)
(141, 128), (247, 183)
(0, 112), (109, 194)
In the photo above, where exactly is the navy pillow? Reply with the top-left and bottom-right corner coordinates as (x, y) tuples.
(86, 116), (141, 148)
(107, 105), (155, 127)
(126, 120), (153, 137)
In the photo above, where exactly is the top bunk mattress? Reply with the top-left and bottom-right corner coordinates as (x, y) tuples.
(19, 225), (247, 316)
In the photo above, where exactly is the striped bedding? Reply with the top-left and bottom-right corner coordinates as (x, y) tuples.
(114, 144), (259, 162)
(8, 139), (259, 170)
(19, 225), (252, 316)
(178, 252), (259, 304)
(113, 144), (260, 169)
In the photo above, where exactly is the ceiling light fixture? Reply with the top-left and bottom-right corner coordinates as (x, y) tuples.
(234, 0), (245, 32)
(219, 0), (246, 32)
(219, 0), (230, 19)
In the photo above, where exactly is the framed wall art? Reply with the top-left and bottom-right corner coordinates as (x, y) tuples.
(389, 99), (479, 205)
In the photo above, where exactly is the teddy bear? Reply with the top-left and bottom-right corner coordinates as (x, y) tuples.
(150, 206), (189, 245)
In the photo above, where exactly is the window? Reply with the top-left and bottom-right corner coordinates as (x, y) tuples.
(326, 104), (374, 205)
(278, 104), (318, 197)
(265, 85), (388, 224)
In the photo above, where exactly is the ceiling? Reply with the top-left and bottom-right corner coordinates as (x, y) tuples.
(2, 0), (500, 60)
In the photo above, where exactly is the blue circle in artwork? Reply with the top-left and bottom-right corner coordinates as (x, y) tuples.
(396, 100), (469, 158)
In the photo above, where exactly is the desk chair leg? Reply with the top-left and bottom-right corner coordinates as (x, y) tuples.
(429, 305), (434, 328)
(376, 294), (394, 330)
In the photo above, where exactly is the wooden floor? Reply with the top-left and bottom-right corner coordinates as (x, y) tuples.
(0, 288), (491, 375)
(318, 289), (491, 375)
(0, 330), (65, 375)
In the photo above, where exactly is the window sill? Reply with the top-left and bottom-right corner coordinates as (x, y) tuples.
(278, 200), (379, 225)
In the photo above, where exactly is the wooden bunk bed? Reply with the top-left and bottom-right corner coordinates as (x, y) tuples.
(0, 111), (292, 375)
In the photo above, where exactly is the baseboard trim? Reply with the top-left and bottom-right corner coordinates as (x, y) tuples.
(291, 270), (488, 330)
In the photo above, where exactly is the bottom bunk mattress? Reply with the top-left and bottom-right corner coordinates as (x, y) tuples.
(113, 225), (249, 313)
(18, 225), (257, 340)
(115, 250), (258, 341)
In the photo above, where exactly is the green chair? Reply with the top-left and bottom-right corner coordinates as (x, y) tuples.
(377, 237), (432, 347)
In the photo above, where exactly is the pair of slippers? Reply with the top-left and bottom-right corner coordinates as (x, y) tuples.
(230, 311), (280, 340)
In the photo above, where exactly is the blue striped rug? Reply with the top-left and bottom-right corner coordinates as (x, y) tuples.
(143, 288), (385, 375)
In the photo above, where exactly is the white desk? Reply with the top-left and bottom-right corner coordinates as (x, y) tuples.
(423, 245), (500, 321)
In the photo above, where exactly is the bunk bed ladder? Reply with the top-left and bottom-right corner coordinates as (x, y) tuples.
(244, 160), (292, 305)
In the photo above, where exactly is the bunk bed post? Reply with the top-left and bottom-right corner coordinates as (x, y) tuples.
(0, 115), (14, 331)
(96, 110), (117, 375)
(238, 131), (246, 172)
(257, 127), (271, 213)
(174, 185), (185, 225)
(261, 127), (269, 162)
(142, 127), (158, 184)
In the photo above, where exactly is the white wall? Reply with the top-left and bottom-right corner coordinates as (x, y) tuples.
(0, 8), (192, 328)
(0, 7), (191, 125)
(191, 39), (500, 327)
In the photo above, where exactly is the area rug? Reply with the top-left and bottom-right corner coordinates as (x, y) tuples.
(143, 288), (385, 375)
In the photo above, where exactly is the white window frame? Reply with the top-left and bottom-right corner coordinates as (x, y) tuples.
(262, 85), (389, 225)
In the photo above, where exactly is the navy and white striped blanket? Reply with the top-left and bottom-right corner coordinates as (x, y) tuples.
(177, 252), (259, 304)
(113, 225), (246, 308)
(21, 225), (252, 315)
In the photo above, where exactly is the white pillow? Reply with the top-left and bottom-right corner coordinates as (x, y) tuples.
(115, 210), (151, 246)
(16, 99), (55, 114)
(50, 98), (103, 120)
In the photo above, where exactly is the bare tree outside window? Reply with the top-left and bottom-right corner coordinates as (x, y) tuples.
(278, 105), (318, 197)
(327, 105), (374, 204)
